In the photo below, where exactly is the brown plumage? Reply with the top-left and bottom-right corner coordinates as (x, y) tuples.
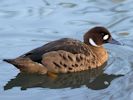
(3, 26), (120, 74)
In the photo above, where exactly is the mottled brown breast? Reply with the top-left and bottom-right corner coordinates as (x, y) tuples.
(41, 48), (108, 73)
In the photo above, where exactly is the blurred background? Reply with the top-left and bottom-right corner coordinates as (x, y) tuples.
(0, 0), (133, 100)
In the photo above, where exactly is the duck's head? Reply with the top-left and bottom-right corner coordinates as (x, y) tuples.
(84, 26), (121, 47)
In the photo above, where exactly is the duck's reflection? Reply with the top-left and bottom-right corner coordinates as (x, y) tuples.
(4, 66), (122, 90)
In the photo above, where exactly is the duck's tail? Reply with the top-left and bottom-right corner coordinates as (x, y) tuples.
(3, 58), (48, 74)
(3, 58), (26, 69)
(3, 59), (16, 65)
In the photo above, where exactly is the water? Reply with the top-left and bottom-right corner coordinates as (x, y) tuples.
(0, 0), (133, 100)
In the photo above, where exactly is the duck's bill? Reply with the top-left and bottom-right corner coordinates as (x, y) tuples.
(108, 38), (121, 45)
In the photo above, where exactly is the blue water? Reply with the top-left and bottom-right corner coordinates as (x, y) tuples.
(0, 0), (133, 100)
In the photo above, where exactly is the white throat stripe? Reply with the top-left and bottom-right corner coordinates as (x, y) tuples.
(89, 38), (99, 47)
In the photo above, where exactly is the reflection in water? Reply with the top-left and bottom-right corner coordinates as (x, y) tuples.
(4, 64), (122, 90)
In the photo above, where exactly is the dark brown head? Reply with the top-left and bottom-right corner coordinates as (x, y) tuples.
(84, 26), (120, 47)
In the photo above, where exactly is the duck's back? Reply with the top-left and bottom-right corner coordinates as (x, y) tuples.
(21, 38), (91, 63)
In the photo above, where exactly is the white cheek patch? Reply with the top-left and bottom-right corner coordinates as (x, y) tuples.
(89, 38), (99, 47)
(103, 35), (109, 40)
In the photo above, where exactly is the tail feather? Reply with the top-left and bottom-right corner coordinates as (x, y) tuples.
(3, 59), (15, 64)
(3, 58), (35, 68)
(3, 58), (24, 69)
(3, 58), (47, 74)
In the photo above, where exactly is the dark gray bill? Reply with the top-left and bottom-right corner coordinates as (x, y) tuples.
(108, 38), (121, 45)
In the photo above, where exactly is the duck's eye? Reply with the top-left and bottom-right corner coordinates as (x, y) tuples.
(103, 34), (109, 40)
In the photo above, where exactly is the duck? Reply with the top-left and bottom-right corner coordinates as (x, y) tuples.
(3, 26), (120, 75)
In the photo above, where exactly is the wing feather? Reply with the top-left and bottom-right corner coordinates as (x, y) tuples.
(20, 38), (91, 62)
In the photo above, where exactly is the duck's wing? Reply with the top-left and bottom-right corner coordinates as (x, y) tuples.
(20, 38), (91, 62)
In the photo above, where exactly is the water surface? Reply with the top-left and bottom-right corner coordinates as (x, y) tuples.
(0, 0), (133, 100)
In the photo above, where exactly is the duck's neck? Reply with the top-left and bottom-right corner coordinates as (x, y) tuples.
(89, 45), (108, 66)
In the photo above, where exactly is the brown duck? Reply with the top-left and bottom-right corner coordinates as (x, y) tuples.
(3, 26), (120, 75)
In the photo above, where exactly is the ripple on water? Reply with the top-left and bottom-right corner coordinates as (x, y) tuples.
(74, 6), (105, 14)
(121, 39), (133, 48)
(0, 10), (19, 18)
(104, 43), (133, 75)
(67, 20), (100, 26)
(111, 4), (129, 13)
(58, 2), (77, 8)
(38, 7), (55, 17)
(111, 0), (133, 13)
(26, 7), (55, 17)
